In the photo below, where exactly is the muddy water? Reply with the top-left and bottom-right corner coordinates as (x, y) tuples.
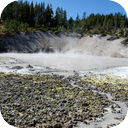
(0, 53), (128, 71)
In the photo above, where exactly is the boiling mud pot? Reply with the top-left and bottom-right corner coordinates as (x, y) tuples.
(1, 53), (128, 71)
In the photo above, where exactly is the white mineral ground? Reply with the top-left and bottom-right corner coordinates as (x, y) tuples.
(1, 52), (128, 74)
(0, 34), (128, 128)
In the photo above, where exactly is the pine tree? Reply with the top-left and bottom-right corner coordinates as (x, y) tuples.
(114, 15), (117, 30)
(29, 1), (34, 26)
(4, 2), (13, 20)
(4, 18), (10, 29)
(63, 10), (67, 28)
(37, 3), (41, 24)
(103, 16), (107, 30)
(34, 2), (38, 22)
(75, 13), (80, 28)
(19, 0), (23, 23)
(35, 20), (39, 29)
(68, 17), (74, 29)
(55, 7), (61, 27)
(23, 1), (30, 23)
(107, 20), (110, 32)
(120, 17), (125, 29)
(12, 1), (19, 21)
(82, 12), (86, 20)
(60, 7), (64, 27)
(40, 2), (45, 25)
(45, 4), (53, 27)
(98, 24), (102, 31)
(81, 12), (87, 31)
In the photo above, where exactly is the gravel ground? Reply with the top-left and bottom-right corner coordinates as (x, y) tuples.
(0, 73), (116, 128)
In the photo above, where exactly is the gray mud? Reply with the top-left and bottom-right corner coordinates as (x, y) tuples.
(0, 55), (69, 76)
(1, 53), (128, 71)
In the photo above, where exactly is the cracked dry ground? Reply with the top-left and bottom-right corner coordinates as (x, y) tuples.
(0, 73), (120, 128)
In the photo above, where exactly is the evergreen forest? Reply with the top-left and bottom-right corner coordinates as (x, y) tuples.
(0, 0), (128, 38)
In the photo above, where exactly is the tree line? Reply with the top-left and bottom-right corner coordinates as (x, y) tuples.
(1, 0), (128, 36)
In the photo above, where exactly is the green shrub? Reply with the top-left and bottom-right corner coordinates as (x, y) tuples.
(88, 31), (92, 34)
(2, 27), (8, 33)
(80, 34), (83, 37)
(100, 33), (107, 37)
(89, 34), (93, 37)
(80, 30), (84, 33)
(54, 30), (59, 34)
(121, 38), (128, 44)
(92, 30), (99, 34)
(113, 31), (116, 34)
(107, 36), (120, 41)
(119, 34), (126, 37)
(49, 30), (53, 33)
(107, 31), (112, 35)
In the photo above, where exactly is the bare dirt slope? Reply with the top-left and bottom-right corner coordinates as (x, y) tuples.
(0, 31), (128, 58)
(74, 35), (128, 57)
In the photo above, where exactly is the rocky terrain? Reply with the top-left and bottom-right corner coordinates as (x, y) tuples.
(0, 72), (127, 128)
(0, 31), (128, 58)
(0, 73), (111, 128)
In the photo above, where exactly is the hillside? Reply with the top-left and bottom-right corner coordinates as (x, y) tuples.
(0, 31), (128, 58)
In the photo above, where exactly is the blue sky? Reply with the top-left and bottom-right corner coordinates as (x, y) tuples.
(25, 0), (126, 19)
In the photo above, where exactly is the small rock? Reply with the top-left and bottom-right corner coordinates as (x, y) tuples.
(52, 123), (62, 128)
(7, 113), (15, 117)
(26, 64), (33, 68)
(11, 66), (23, 70)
